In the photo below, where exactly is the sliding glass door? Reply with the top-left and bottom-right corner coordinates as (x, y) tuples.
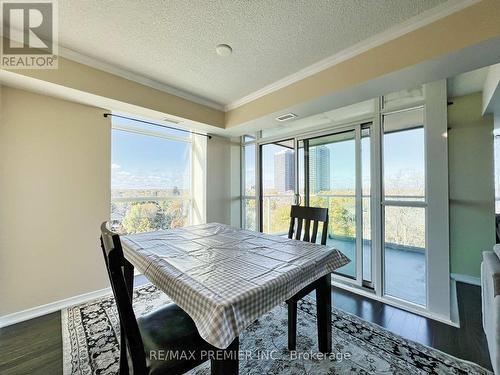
(249, 83), (450, 318)
(259, 139), (296, 235)
(298, 124), (373, 285)
(382, 108), (426, 306)
(255, 120), (427, 299)
(256, 125), (374, 286)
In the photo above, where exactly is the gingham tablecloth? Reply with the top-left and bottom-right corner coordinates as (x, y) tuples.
(121, 223), (350, 349)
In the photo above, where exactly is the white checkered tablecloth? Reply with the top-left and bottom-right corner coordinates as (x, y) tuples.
(121, 223), (350, 349)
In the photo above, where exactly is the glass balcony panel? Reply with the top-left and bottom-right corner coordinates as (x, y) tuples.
(384, 206), (426, 306)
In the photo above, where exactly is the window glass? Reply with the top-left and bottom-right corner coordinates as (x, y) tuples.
(243, 134), (256, 143)
(244, 144), (256, 196)
(261, 141), (295, 234)
(242, 142), (257, 230)
(111, 127), (191, 234)
(361, 127), (372, 282)
(383, 108), (425, 201)
(244, 198), (257, 231)
(383, 107), (426, 306)
(307, 131), (357, 278)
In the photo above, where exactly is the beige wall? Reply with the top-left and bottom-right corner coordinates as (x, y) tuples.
(5, 53), (225, 129)
(0, 87), (111, 315)
(448, 92), (495, 279)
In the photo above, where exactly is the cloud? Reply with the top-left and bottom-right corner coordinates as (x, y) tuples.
(111, 163), (121, 169)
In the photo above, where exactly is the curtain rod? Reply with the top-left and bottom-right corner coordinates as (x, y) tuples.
(103, 113), (212, 139)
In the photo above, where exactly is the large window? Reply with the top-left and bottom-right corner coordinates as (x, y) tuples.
(382, 107), (426, 306)
(111, 117), (192, 234)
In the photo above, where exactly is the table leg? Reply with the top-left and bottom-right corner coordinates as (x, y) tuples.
(287, 299), (297, 351)
(211, 337), (239, 375)
(316, 273), (332, 353)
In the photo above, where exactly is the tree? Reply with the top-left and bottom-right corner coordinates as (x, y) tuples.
(122, 202), (159, 234)
(121, 199), (188, 234)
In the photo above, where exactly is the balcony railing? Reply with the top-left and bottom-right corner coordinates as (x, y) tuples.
(258, 193), (426, 305)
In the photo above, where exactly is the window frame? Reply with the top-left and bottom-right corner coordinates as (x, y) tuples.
(241, 135), (258, 230)
(111, 119), (194, 233)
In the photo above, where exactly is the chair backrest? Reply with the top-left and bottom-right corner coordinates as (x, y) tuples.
(288, 205), (329, 245)
(100, 222), (147, 374)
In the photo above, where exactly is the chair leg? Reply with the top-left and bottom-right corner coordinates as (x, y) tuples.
(287, 300), (297, 351)
(120, 260), (133, 374)
(119, 325), (129, 375)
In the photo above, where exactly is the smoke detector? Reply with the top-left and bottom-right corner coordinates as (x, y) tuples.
(276, 113), (298, 122)
(216, 44), (232, 57)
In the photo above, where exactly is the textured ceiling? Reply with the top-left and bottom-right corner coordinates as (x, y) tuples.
(58, 0), (449, 106)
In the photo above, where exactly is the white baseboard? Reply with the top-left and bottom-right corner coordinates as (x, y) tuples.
(451, 273), (481, 286)
(0, 287), (112, 328)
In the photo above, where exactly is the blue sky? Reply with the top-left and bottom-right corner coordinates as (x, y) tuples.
(245, 128), (424, 192)
(111, 122), (190, 190)
(112, 116), (423, 194)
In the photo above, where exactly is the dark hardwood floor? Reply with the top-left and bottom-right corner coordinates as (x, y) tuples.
(0, 311), (62, 375)
(331, 282), (492, 370)
(0, 279), (492, 374)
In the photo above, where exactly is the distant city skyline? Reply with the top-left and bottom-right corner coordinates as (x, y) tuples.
(259, 128), (424, 194)
(309, 146), (330, 193)
(274, 149), (295, 192)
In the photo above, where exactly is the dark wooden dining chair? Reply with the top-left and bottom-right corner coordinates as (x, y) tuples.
(286, 205), (329, 351)
(99, 222), (215, 375)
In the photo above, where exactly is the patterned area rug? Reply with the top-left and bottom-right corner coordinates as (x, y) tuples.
(62, 284), (491, 375)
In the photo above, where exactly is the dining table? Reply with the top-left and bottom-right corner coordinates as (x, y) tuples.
(120, 222), (350, 374)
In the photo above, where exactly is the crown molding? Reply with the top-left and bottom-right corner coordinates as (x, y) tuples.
(58, 46), (225, 111)
(56, 0), (477, 114)
(224, 0), (479, 112)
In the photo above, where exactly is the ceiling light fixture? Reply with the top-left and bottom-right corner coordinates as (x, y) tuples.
(215, 44), (232, 57)
(276, 113), (298, 122)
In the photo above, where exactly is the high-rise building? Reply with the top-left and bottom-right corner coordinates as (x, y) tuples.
(274, 149), (295, 192)
(309, 146), (330, 193)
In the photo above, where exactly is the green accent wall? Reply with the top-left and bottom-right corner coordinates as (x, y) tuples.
(448, 92), (495, 278)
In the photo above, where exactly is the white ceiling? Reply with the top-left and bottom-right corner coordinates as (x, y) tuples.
(55, 0), (459, 108)
(447, 66), (489, 98)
